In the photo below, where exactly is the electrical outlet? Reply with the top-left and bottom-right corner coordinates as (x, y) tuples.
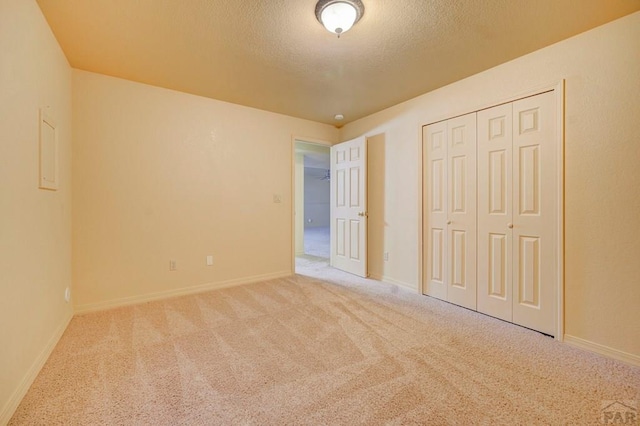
(273, 194), (282, 203)
(169, 260), (177, 271)
(206, 255), (213, 266)
(384, 252), (389, 261)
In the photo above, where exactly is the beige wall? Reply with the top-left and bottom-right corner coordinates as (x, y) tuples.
(72, 70), (338, 310)
(366, 133), (387, 282)
(1, 8), (637, 423)
(0, 0), (73, 422)
(340, 12), (640, 357)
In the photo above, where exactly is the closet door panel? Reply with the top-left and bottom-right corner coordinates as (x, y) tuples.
(446, 113), (477, 310)
(423, 122), (448, 300)
(512, 91), (557, 336)
(477, 104), (513, 321)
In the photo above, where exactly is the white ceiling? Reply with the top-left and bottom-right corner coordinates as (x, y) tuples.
(36, 0), (640, 126)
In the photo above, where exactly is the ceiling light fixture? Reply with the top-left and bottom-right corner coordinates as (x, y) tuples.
(315, 0), (364, 37)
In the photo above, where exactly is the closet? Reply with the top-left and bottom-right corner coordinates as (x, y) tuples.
(423, 90), (559, 336)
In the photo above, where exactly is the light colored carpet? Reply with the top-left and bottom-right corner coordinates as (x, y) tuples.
(303, 226), (329, 259)
(10, 257), (640, 425)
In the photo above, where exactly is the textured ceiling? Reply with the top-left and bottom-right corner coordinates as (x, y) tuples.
(36, 0), (640, 126)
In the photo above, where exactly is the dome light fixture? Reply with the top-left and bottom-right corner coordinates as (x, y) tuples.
(315, 0), (365, 37)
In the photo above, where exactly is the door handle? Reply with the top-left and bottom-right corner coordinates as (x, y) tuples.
(507, 223), (514, 229)
(358, 212), (368, 217)
(447, 220), (452, 225)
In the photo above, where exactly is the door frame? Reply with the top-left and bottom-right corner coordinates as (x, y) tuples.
(419, 80), (565, 341)
(290, 136), (332, 273)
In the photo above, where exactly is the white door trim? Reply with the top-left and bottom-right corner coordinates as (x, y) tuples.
(554, 80), (565, 342)
(420, 80), (565, 340)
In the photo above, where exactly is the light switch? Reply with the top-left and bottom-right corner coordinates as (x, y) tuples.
(206, 255), (213, 266)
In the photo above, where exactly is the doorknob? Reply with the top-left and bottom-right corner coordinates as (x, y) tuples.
(447, 220), (452, 225)
(358, 212), (368, 217)
(508, 223), (514, 229)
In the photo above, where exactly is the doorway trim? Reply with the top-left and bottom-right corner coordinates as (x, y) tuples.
(419, 80), (565, 341)
(291, 136), (332, 274)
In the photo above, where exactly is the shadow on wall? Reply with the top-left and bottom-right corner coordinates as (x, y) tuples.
(367, 133), (387, 279)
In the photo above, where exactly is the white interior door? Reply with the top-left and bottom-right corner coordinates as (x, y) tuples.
(512, 91), (557, 335)
(446, 113), (477, 310)
(423, 121), (448, 300)
(477, 103), (514, 321)
(330, 137), (367, 277)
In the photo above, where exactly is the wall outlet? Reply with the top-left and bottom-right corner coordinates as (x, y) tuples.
(273, 194), (282, 203)
(169, 260), (177, 271)
(384, 252), (389, 261)
(206, 255), (213, 266)
(64, 287), (71, 303)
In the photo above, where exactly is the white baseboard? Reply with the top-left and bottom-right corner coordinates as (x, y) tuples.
(369, 273), (418, 293)
(0, 310), (73, 425)
(74, 271), (293, 314)
(564, 334), (640, 367)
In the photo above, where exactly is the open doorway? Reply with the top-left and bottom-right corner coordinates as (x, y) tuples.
(294, 140), (331, 267)
(303, 165), (330, 258)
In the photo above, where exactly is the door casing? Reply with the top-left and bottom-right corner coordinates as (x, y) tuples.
(291, 137), (332, 273)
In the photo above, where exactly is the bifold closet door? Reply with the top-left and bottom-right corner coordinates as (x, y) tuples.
(512, 92), (557, 336)
(423, 121), (448, 301)
(477, 103), (514, 322)
(427, 91), (558, 335)
(477, 91), (558, 335)
(423, 113), (477, 310)
(446, 113), (477, 310)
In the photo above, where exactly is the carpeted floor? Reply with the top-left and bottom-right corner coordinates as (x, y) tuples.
(303, 226), (329, 259)
(10, 257), (640, 425)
